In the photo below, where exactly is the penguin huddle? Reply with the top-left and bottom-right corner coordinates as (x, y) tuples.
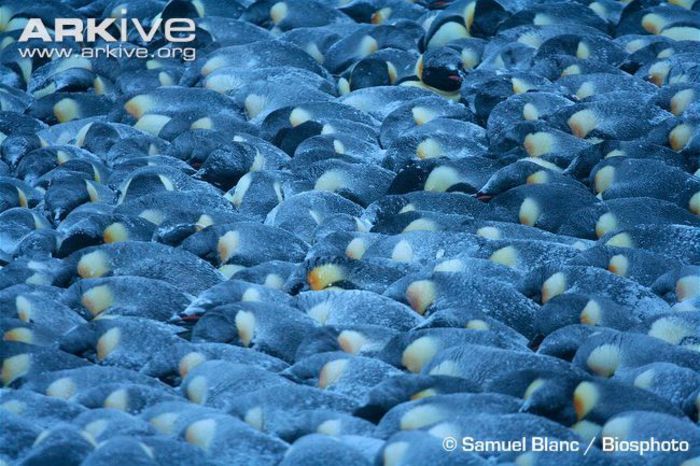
(1, 0), (700, 464)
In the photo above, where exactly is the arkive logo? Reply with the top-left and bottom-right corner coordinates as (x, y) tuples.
(16, 11), (197, 61)
(18, 15), (195, 43)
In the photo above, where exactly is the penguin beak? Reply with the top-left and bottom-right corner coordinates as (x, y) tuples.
(170, 311), (202, 324)
(424, 0), (453, 9)
(421, 67), (463, 92)
(474, 192), (493, 202)
(179, 314), (201, 322)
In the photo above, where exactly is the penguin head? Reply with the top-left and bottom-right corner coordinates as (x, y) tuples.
(417, 47), (463, 92)
(683, 389), (700, 422)
(337, 1), (377, 23)
(477, 159), (561, 199)
(1, 135), (42, 168)
(535, 294), (593, 336)
(79, 122), (120, 155)
(272, 120), (324, 156)
(388, 160), (438, 195)
(419, 0), (459, 10)
(348, 56), (397, 90)
(519, 374), (579, 426)
(161, 0), (203, 19)
(286, 256), (355, 294)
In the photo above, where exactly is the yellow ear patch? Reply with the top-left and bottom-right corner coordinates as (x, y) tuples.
(104, 388), (128, 410)
(96, 327), (121, 361)
(606, 232), (633, 248)
(586, 344), (621, 377)
(124, 95), (153, 118)
(405, 280), (436, 315)
(576, 42), (591, 59)
(383, 441), (409, 466)
(523, 378), (545, 400)
(476, 226), (501, 239)
(416, 138), (442, 160)
(428, 359), (460, 377)
(54, 98), (79, 123)
(461, 47), (479, 69)
(526, 170), (549, 185)
(338, 330), (368, 354)
(580, 300), (602, 325)
(217, 231), (240, 263)
(319, 359), (348, 388)
(641, 13), (666, 34)
(608, 254), (629, 277)
(315, 170), (346, 193)
(595, 212), (618, 238)
(568, 109), (597, 138)
(466, 319), (489, 330)
(489, 246), (518, 267)
(345, 238), (367, 260)
(561, 64), (582, 77)
(649, 61), (670, 86)
(541, 272), (566, 303)
(511, 78), (532, 94)
(648, 317), (693, 344)
(358, 35), (378, 58)
(402, 337), (438, 373)
(594, 165), (615, 194)
(573, 381), (599, 419)
(150, 412), (179, 435)
(661, 26), (700, 41)
(671, 89), (695, 115)
(307, 263), (345, 291)
(371, 7), (392, 24)
(289, 107), (312, 127)
(244, 406), (264, 431)
(317, 419), (341, 436)
(235, 311), (256, 347)
(676, 275), (700, 302)
(575, 82), (596, 100)
(427, 22), (468, 50)
(103, 222), (128, 243)
(186, 375), (208, 404)
(633, 369), (655, 389)
(523, 132), (554, 157)
(2, 354), (30, 386)
(403, 218), (438, 232)
(78, 251), (110, 278)
(519, 197), (540, 226)
(412, 106), (437, 126)
(601, 416), (632, 441)
(270, 2), (288, 24)
(400, 405), (446, 430)
(391, 240), (414, 263)
(17, 188), (28, 208)
(81, 285), (114, 316)
(3, 328), (33, 343)
(244, 94), (267, 119)
(434, 259), (464, 273)
(690, 192), (700, 215)
(46, 377), (77, 399)
(179, 352), (206, 378)
(186, 418), (217, 451)
(522, 103), (539, 121)
(669, 124), (692, 151)
(424, 166), (460, 192)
